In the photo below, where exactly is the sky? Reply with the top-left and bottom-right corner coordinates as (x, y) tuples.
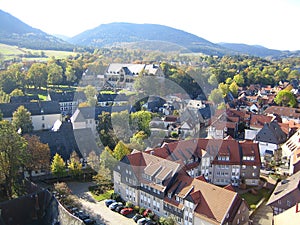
(1, 0), (300, 51)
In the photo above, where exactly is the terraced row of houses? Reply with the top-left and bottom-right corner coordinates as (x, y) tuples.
(114, 151), (249, 225)
(113, 138), (260, 225)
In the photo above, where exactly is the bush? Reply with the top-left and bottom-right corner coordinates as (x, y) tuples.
(110, 193), (122, 202)
(133, 205), (140, 212)
(148, 212), (155, 219)
(139, 207), (146, 215)
(250, 204), (256, 210)
(126, 201), (134, 208)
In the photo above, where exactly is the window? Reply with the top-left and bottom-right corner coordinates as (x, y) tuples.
(42, 116), (44, 120)
(287, 200), (291, 207)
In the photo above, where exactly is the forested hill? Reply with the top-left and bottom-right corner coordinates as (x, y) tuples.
(68, 22), (233, 56)
(0, 10), (74, 51)
(1, 9), (300, 58)
(218, 43), (300, 59)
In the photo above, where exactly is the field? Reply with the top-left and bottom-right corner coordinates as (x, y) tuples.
(0, 43), (78, 61)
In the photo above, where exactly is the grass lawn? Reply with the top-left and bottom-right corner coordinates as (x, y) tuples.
(0, 43), (77, 61)
(90, 189), (114, 201)
(240, 188), (272, 206)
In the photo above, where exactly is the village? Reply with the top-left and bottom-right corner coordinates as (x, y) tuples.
(1, 61), (300, 225)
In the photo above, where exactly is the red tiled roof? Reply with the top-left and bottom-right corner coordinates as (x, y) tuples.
(239, 140), (261, 166)
(195, 175), (207, 182)
(264, 106), (300, 119)
(250, 114), (274, 129)
(164, 115), (178, 122)
(167, 173), (239, 224)
(223, 184), (235, 192)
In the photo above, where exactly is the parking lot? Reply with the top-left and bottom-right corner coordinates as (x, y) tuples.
(67, 182), (137, 225)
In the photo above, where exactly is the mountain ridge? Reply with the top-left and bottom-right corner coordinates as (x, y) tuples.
(0, 9), (75, 51)
(1, 9), (300, 58)
(67, 22), (233, 55)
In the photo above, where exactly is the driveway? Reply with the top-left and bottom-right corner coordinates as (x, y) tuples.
(67, 182), (137, 225)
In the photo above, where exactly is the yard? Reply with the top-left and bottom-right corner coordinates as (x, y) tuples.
(88, 181), (114, 201)
(240, 188), (272, 207)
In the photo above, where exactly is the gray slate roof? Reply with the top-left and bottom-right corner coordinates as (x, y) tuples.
(267, 170), (300, 205)
(0, 101), (60, 117)
(255, 121), (287, 144)
(33, 121), (82, 160)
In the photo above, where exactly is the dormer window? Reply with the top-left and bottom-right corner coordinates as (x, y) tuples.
(217, 156), (229, 161)
(168, 192), (172, 198)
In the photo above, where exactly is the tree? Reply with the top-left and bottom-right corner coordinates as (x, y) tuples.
(233, 74), (244, 86)
(84, 85), (97, 106)
(47, 62), (63, 86)
(67, 151), (82, 178)
(159, 216), (175, 225)
(274, 90), (297, 107)
(97, 112), (118, 150)
(218, 83), (229, 97)
(111, 110), (131, 143)
(100, 146), (118, 171)
(0, 120), (27, 199)
(208, 88), (223, 105)
(51, 153), (66, 178)
(0, 70), (18, 93)
(129, 131), (147, 151)
(130, 110), (152, 136)
(23, 135), (50, 178)
(12, 105), (33, 134)
(65, 64), (76, 86)
(10, 88), (24, 96)
(229, 81), (239, 97)
(87, 150), (100, 171)
(93, 165), (112, 184)
(26, 63), (48, 89)
(113, 141), (131, 161)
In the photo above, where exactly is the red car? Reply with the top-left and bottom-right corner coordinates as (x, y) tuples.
(143, 209), (152, 217)
(120, 207), (134, 215)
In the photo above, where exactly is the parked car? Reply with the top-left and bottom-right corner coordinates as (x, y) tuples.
(105, 199), (116, 207)
(109, 202), (123, 210)
(143, 208), (152, 217)
(83, 218), (96, 225)
(75, 211), (89, 220)
(120, 207), (134, 215)
(115, 205), (125, 213)
(137, 218), (151, 225)
(133, 213), (144, 222)
(70, 207), (79, 215)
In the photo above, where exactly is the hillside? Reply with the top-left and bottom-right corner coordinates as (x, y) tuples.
(218, 43), (300, 59)
(0, 10), (75, 51)
(68, 22), (233, 56)
(1, 9), (300, 59)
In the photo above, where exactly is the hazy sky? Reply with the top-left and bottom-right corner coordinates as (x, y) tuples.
(1, 0), (300, 51)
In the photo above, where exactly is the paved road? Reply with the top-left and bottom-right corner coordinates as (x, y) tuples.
(250, 201), (273, 225)
(67, 182), (137, 225)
